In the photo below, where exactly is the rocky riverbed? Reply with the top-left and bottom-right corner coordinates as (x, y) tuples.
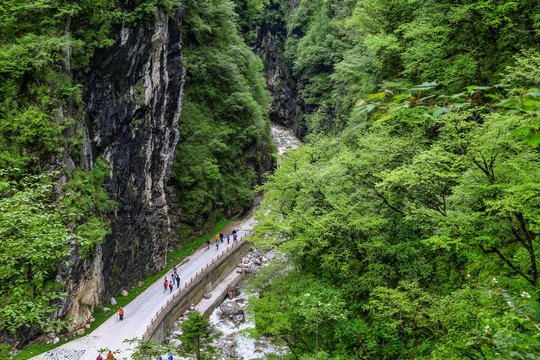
(163, 249), (288, 359)
(162, 124), (299, 359)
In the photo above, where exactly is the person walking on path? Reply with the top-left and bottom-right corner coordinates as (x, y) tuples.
(97, 354), (103, 360)
(233, 232), (237, 242)
(169, 281), (173, 292)
(117, 307), (124, 321)
(216, 239), (220, 250)
(232, 229), (236, 237)
(206, 239), (210, 250)
(173, 265), (177, 276)
(219, 232), (224, 243)
(171, 273), (176, 286)
(175, 274), (180, 289)
(106, 351), (115, 360)
(227, 235), (230, 244)
(163, 278), (168, 292)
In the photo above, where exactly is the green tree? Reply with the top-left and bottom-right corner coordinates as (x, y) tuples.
(179, 311), (220, 360)
(250, 104), (540, 358)
(0, 170), (75, 332)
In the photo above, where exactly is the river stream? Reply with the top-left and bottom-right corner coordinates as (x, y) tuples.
(208, 124), (299, 359)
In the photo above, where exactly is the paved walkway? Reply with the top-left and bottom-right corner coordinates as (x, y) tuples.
(34, 211), (258, 360)
(33, 124), (299, 360)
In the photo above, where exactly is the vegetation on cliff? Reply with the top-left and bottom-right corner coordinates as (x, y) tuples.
(254, 0), (540, 134)
(171, 0), (274, 231)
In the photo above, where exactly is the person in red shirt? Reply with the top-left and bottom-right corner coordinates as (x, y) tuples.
(163, 278), (168, 292)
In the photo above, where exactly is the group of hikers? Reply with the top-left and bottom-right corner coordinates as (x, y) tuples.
(95, 351), (117, 360)
(163, 265), (180, 292)
(100, 226), (246, 360)
(206, 229), (239, 250)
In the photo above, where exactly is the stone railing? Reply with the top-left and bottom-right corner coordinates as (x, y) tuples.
(142, 233), (252, 341)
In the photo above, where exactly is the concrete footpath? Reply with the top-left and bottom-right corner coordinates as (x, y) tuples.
(33, 211), (258, 360)
(32, 124), (299, 360)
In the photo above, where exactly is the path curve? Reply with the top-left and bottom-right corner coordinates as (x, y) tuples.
(33, 124), (299, 360)
(34, 216), (256, 360)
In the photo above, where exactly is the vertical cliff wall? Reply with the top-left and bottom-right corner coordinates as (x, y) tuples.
(60, 8), (186, 330)
(252, 0), (307, 139)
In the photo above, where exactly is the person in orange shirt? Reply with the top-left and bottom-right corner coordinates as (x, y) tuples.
(117, 307), (124, 321)
(106, 351), (115, 359)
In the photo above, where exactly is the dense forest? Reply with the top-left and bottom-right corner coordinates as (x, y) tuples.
(248, 0), (540, 359)
(1, 0), (540, 358)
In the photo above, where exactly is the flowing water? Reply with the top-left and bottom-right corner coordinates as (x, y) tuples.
(270, 125), (300, 156)
(208, 124), (300, 359)
(210, 291), (288, 359)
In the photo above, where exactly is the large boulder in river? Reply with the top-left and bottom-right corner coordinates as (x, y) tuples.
(220, 301), (243, 316)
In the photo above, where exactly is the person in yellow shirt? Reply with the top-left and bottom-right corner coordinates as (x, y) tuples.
(106, 351), (115, 359)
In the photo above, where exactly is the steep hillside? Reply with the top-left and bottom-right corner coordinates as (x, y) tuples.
(0, 0), (273, 349)
(169, 0), (274, 237)
(253, 0), (540, 135)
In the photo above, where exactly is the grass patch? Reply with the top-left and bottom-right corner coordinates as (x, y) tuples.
(13, 219), (232, 360)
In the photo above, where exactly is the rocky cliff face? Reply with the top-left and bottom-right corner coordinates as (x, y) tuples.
(59, 8), (186, 331)
(252, 2), (307, 140)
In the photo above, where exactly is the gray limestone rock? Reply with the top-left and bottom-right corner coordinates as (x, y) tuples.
(220, 301), (243, 317)
(169, 339), (182, 348)
(233, 314), (244, 323)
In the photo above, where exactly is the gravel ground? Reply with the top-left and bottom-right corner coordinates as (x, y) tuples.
(41, 349), (86, 360)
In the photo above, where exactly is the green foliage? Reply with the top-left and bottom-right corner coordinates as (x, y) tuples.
(172, 0), (273, 227)
(250, 106), (540, 358)
(123, 0), (182, 23)
(62, 159), (115, 257)
(254, 0), (540, 135)
(179, 311), (221, 360)
(353, 83), (540, 149)
(503, 49), (540, 88)
(123, 338), (179, 360)
(465, 283), (540, 360)
(0, 170), (73, 332)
